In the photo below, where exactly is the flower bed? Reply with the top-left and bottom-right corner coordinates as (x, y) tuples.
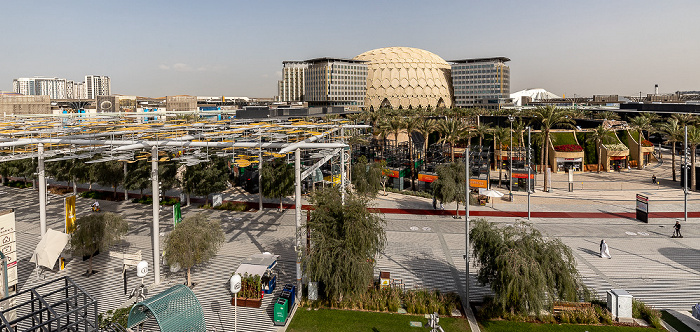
(603, 143), (627, 151)
(641, 139), (653, 147)
(553, 144), (583, 152)
(231, 273), (263, 308)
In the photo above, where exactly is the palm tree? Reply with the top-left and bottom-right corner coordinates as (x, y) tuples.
(586, 125), (610, 173)
(672, 113), (696, 128)
(660, 118), (683, 182)
(629, 115), (653, 170)
(438, 118), (464, 162)
(688, 126), (700, 190)
(403, 116), (421, 190)
(594, 111), (621, 121)
(474, 123), (492, 147)
(387, 118), (404, 148)
(492, 127), (510, 188)
(527, 106), (575, 192)
(416, 118), (437, 163)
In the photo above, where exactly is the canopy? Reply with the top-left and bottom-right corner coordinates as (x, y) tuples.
(127, 284), (206, 331)
(30, 229), (69, 269)
(480, 189), (504, 198)
(235, 252), (279, 277)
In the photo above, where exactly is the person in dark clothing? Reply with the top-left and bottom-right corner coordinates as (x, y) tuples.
(652, 175), (657, 184)
(673, 221), (682, 238)
(432, 196), (437, 210)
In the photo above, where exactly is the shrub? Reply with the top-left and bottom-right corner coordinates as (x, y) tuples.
(553, 144), (583, 152)
(385, 187), (432, 199)
(80, 191), (111, 200)
(214, 202), (250, 211)
(98, 305), (132, 328)
(132, 196), (179, 206)
(6, 180), (32, 189)
(632, 299), (662, 328)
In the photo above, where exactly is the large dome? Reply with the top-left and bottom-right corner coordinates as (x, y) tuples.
(353, 47), (453, 110)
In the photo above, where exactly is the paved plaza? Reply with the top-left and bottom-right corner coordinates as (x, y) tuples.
(1, 152), (700, 330)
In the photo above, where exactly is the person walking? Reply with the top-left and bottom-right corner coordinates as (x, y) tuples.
(600, 239), (611, 259)
(433, 196), (437, 210)
(652, 174), (657, 184)
(673, 221), (682, 238)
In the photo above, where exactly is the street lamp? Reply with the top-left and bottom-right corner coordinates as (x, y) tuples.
(508, 115), (514, 201)
(527, 126), (532, 220)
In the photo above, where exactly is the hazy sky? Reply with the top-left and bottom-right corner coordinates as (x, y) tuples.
(2, 0), (698, 98)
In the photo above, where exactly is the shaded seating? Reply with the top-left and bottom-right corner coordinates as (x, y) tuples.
(127, 284), (206, 332)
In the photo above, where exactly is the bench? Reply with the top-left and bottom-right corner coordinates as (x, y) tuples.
(552, 301), (592, 315)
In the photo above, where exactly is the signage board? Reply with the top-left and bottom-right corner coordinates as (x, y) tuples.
(636, 194), (649, 223)
(65, 196), (76, 234)
(469, 179), (488, 188)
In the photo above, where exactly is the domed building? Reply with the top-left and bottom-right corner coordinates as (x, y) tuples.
(353, 47), (453, 110)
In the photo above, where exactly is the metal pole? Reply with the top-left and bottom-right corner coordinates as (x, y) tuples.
(528, 127), (531, 221)
(38, 143), (46, 236)
(234, 293), (237, 332)
(294, 148), (302, 302)
(258, 129), (263, 212)
(340, 127), (346, 204)
(151, 145), (161, 284)
(464, 147), (470, 308)
(685, 125), (688, 222)
(509, 118), (513, 199)
(123, 161), (128, 200)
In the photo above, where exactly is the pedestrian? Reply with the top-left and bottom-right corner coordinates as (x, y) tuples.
(432, 196), (437, 210)
(439, 201), (444, 210)
(673, 221), (682, 238)
(652, 174), (657, 184)
(600, 239), (611, 259)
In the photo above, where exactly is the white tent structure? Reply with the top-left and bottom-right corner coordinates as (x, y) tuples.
(510, 88), (562, 106)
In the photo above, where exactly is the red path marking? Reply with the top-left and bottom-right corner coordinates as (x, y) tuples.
(226, 200), (697, 219)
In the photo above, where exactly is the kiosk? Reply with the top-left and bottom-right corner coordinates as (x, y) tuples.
(234, 252), (279, 295)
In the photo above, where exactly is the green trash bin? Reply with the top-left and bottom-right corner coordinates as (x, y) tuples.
(274, 297), (288, 326)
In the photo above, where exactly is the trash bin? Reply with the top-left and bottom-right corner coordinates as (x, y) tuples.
(274, 298), (288, 326)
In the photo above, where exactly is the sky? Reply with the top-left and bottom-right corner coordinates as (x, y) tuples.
(2, 0), (699, 98)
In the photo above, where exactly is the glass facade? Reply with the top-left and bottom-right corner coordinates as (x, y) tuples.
(451, 58), (510, 108)
(305, 59), (367, 108)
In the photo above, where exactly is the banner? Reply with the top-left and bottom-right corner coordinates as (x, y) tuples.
(173, 202), (182, 226)
(65, 196), (76, 234)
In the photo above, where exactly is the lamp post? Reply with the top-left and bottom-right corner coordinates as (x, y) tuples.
(508, 115), (514, 201)
(684, 125), (688, 222)
(527, 126), (532, 220)
(464, 147), (470, 309)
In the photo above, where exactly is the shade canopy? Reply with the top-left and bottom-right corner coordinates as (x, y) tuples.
(480, 189), (504, 198)
(235, 252), (279, 277)
(30, 229), (69, 269)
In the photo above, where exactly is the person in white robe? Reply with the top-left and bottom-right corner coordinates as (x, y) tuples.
(600, 239), (611, 259)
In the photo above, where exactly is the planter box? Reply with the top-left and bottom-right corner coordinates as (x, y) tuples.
(231, 296), (262, 308)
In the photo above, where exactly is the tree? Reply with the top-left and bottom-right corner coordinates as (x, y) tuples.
(594, 111), (621, 121)
(660, 118), (683, 182)
(492, 127), (510, 188)
(470, 219), (589, 315)
(687, 126), (700, 190)
(164, 213), (224, 287)
(629, 116), (654, 170)
(182, 156), (229, 205)
(261, 158), (295, 211)
(93, 160), (125, 199)
(432, 162), (465, 217)
(304, 187), (386, 302)
(386, 118), (404, 148)
(70, 212), (128, 275)
(438, 118), (465, 162)
(528, 106), (575, 191)
(351, 156), (383, 198)
(124, 160), (151, 197)
(403, 116), (421, 191)
(416, 118), (437, 163)
(586, 125), (610, 173)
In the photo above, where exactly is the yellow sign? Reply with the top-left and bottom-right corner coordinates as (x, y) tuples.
(65, 195), (76, 234)
(470, 179), (488, 188)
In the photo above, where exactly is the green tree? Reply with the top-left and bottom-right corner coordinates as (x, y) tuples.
(660, 118), (683, 182)
(432, 162), (465, 217)
(93, 160), (125, 199)
(351, 156), (383, 198)
(586, 125), (610, 173)
(182, 156), (229, 205)
(403, 116), (421, 190)
(528, 106), (575, 191)
(416, 118), (437, 163)
(304, 188), (386, 302)
(261, 158), (295, 211)
(70, 212), (128, 275)
(124, 160), (151, 197)
(492, 127), (510, 188)
(438, 118), (465, 162)
(470, 219), (589, 315)
(594, 111), (621, 121)
(164, 213), (224, 286)
(687, 126), (700, 190)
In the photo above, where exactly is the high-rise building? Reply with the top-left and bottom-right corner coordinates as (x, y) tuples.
(85, 75), (111, 99)
(66, 81), (86, 99)
(12, 77), (68, 99)
(304, 58), (367, 109)
(450, 57), (510, 109)
(277, 61), (308, 102)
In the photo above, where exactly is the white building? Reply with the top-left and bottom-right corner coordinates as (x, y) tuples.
(85, 75), (111, 99)
(277, 61), (308, 102)
(304, 58), (367, 109)
(13, 77), (68, 99)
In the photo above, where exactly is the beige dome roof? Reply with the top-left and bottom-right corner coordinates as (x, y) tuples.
(354, 47), (452, 110)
